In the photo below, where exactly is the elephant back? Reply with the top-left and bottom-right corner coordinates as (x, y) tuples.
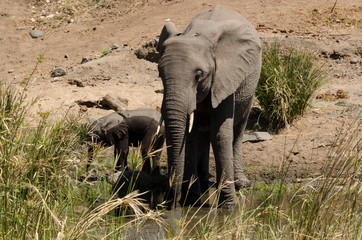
(120, 108), (162, 124)
(189, 4), (254, 31)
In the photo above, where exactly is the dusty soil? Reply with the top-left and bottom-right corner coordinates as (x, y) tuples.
(0, 0), (361, 183)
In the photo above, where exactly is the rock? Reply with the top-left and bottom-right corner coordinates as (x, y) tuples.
(29, 29), (43, 38)
(318, 44), (334, 57)
(69, 79), (85, 87)
(242, 132), (272, 143)
(331, 43), (355, 59)
(101, 93), (128, 111)
(242, 134), (258, 142)
(351, 107), (362, 119)
(122, 44), (129, 50)
(327, 112), (342, 119)
(51, 66), (67, 77)
(134, 38), (160, 63)
(16, 27), (25, 30)
(254, 132), (273, 141)
(116, 96), (129, 106)
(111, 43), (120, 50)
(81, 57), (92, 64)
(155, 89), (164, 94)
(350, 58), (359, 64)
(80, 105), (88, 112)
(335, 100), (354, 108)
(335, 89), (349, 99)
(8, 69), (14, 73)
(76, 100), (98, 108)
(106, 171), (123, 185)
(50, 77), (64, 83)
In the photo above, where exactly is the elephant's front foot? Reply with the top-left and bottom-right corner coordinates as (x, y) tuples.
(234, 174), (251, 191)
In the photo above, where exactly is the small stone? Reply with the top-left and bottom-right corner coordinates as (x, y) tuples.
(336, 89), (349, 99)
(155, 89), (164, 94)
(254, 132), (273, 141)
(16, 27), (25, 30)
(81, 57), (92, 64)
(111, 43), (120, 50)
(29, 29), (43, 38)
(350, 58), (359, 64)
(335, 101), (354, 107)
(327, 112), (342, 119)
(68, 79), (85, 87)
(336, 59), (342, 64)
(8, 69), (14, 73)
(80, 105), (88, 112)
(351, 107), (362, 119)
(242, 132), (272, 143)
(51, 66), (67, 77)
(50, 77), (64, 83)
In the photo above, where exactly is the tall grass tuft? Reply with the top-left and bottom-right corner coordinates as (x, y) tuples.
(256, 42), (329, 131)
(0, 81), (163, 239)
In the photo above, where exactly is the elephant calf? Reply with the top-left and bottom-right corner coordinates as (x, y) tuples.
(88, 108), (165, 174)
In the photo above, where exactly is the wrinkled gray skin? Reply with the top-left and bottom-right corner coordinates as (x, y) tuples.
(88, 108), (165, 174)
(157, 4), (261, 207)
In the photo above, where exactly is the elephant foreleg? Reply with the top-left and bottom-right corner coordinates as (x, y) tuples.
(181, 126), (201, 206)
(197, 130), (210, 194)
(210, 95), (236, 207)
(114, 136), (129, 171)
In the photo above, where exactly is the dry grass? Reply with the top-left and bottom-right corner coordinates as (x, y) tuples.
(1, 59), (360, 239)
(256, 43), (329, 131)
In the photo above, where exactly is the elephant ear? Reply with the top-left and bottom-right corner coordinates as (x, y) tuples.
(157, 21), (181, 56)
(210, 20), (261, 108)
(105, 122), (128, 145)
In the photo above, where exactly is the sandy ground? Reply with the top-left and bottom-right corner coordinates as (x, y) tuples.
(0, 0), (361, 183)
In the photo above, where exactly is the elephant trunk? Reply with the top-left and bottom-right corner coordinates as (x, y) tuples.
(162, 92), (190, 205)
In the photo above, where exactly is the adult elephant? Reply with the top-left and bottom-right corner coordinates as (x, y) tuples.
(157, 4), (261, 208)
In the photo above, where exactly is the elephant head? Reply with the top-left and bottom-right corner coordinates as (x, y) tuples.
(157, 5), (261, 205)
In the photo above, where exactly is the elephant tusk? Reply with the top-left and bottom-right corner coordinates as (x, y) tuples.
(155, 115), (163, 135)
(188, 112), (194, 133)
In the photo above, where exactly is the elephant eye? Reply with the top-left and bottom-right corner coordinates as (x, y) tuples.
(195, 69), (204, 82)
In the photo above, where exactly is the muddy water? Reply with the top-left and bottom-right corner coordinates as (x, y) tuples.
(118, 188), (260, 239)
